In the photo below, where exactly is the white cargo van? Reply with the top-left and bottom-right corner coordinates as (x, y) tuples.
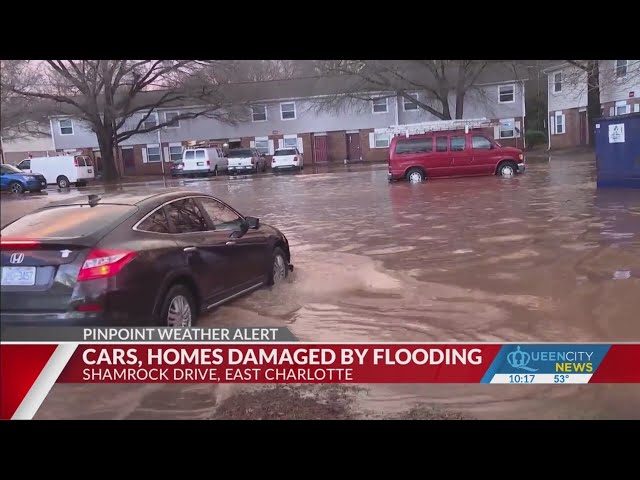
(17, 155), (95, 188)
(173, 147), (228, 177)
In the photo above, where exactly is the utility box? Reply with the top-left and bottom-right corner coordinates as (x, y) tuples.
(594, 112), (640, 188)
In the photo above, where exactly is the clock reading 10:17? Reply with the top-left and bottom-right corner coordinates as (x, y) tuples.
(508, 374), (535, 384)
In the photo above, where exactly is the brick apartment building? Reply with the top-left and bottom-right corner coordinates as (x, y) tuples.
(545, 60), (640, 149)
(10, 67), (528, 176)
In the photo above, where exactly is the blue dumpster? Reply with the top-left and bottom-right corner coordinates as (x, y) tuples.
(594, 112), (640, 188)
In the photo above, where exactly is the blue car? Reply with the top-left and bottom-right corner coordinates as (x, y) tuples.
(0, 164), (47, 194)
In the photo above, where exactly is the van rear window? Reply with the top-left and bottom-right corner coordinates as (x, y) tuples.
(75, 157), (86, 166)
(1, 205), (137, 239)
(395, 138), (433, 155)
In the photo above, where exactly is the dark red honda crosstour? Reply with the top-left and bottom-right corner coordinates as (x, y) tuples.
(0, 190), (293, 326)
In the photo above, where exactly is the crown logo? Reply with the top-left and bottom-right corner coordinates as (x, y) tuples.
(507, 346), (539, 372)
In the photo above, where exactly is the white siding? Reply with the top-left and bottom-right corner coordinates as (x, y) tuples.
(547, 65), (588, 112)
(599, 59), (640, 104)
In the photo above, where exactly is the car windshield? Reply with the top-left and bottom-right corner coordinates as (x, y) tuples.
(227, 149), (253, 158)
(275, 149), (297, 156)
(1, 164), (23, 174)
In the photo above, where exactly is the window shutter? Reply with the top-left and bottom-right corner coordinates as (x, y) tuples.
(493, 126), (500, 139)
(296, 137), (303, 153)
(369, 132), (375, 148)
(278, 139), (283, 149)
(163, 147), (169, 162)
(634, 104), (640, 113)
(609, 106), (614, 116)
(550, 116), (555, 135)
(268, 139), (275, 155)
(561, 114), (566, 134)
(142, 148), (148, 163)
(250, 141), (255, 148)
(515, 121), (521, 138)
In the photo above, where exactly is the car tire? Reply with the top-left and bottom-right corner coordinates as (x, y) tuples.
(406, 168), (425, 183)
(159, 284), (197, 327)
(9, 181), (25, 194)
(497, 161), (517, 177)
(267, 247), (289, 286)
(57, 176), (70, 189)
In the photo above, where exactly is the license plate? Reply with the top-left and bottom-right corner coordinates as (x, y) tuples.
(1, 266), (37, 286)
(197, 162), (204, 166)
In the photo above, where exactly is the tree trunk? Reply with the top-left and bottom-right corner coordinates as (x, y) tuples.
(455, 91), (465, 119)
(440, 91), (452, 120)
(96, 126), (119, 183)
(586, 60), (600, 148)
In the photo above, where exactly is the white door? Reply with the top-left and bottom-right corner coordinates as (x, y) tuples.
(75, 156), (95, 179)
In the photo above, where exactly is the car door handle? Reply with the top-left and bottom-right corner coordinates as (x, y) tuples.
(225, 241), (236, 246)
(183, 246), (197, 252)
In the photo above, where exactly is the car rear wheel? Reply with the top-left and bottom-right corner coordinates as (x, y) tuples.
(161, 284), (197, 327)
(267, 247), (289, 286)
(498, 161), (517, 177)
(406, 168), (425, 183)
(57, 175), (70, 188)
(9, 181), (25, 194)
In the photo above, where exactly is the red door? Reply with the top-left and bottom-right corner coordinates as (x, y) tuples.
(346, 132), (361, 161)
(122, 148), (136, 174)
(579, 111), (587, 145)
(313, 135), (328, 163)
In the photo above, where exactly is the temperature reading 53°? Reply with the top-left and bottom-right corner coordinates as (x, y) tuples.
(554, 375), (570, 383)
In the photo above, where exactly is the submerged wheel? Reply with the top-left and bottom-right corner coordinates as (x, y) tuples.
(406, 168), (425, 183)
(267, 247), (289, 286)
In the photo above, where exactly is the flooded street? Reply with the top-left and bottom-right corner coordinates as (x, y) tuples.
(3, 153), (640, 419)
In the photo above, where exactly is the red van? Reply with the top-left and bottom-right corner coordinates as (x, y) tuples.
(387, 129), (525, 183)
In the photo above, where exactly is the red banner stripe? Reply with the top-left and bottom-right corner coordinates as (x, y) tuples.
(589, 345), (640, 383)
(0, 345), (58, 420)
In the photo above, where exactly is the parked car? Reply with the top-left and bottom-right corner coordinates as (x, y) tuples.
(0, 164), (47, 194)
(17, 155), (95, 188)
(227, 148), (267, 174)
(171, 147), (227, 177)
(272, 147), (304, 171)
(0, 190), (293, 326)
(387, 129), (525, 183)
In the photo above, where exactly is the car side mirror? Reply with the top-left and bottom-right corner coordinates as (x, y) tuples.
(230, 219), (250, 238)
(246, 216), (260, 229)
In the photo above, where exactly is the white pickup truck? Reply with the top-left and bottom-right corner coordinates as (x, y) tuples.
(227, 148), (267, 174)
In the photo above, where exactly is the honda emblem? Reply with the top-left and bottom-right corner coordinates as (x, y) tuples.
(9, 253), (25, 264)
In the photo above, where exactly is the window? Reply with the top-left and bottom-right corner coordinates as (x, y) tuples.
(255, 139), (269, 155)
(146, 145), (161, 162)
(142, 113), (158, 130)
(275, 149), (298, 156)
(59, 119), (74, 135)
(75, 157), (86, 166)
(450, 136), (466, 151)
(403, 94), (419, 111)
(553, 72), (563, 93)
(554, 112), (565, 134)
(374, 133), (390, 148)
(283, 137), (298, 148)
(137, 208), (170, 234)
(471, 136), (492, 150)
(195, 150), (206, 159)
(498, 84), (515, 103)
(164, 198), (208, 234)
(1, 164), (23, 174)
(435, 136), (448, 152)
(198, 198), (243, 231)
(395, 137), (433, 154)
(499, 119), (515, 139)
(184, 150), (195, 160)
(169, 145), (183, 161)
(252, 105), (267, 122)
(615, 101), (630, 115)
(280, 102), (296, 120)
(372, 97), (388, 113)
(165, 112), (180, 128)
(18, 159), (31, 170)
(616, 60), (628, 78)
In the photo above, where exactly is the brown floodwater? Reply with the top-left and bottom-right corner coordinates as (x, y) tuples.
(3, 154), (639, 419)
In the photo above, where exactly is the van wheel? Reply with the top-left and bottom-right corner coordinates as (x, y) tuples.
(9, 182), (25, 194)
(57, 176), (70, 188)
(406, 168), (425, 183)
(498, 161), (517, 177)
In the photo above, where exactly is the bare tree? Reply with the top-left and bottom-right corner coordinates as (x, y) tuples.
(0, 60), (52, 141)
(7, 60), (246, 181)
(313, 60), (521, 120)
(560, 60), (640, 147)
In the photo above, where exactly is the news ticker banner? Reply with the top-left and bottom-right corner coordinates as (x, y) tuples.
(1, 327), (639, 420)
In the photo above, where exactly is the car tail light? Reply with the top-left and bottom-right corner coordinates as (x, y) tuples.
(74, 158), (79, 166)
(251, 158), (255, 165)
(207, 160), (210, 166)
(77, 303), (103, 312)
(0, 239), (40, 250)
(293, 157), (299, 162)
(77, 249), (136, 282)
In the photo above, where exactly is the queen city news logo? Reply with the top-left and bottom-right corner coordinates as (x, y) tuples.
(506, 345), (594, 373)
